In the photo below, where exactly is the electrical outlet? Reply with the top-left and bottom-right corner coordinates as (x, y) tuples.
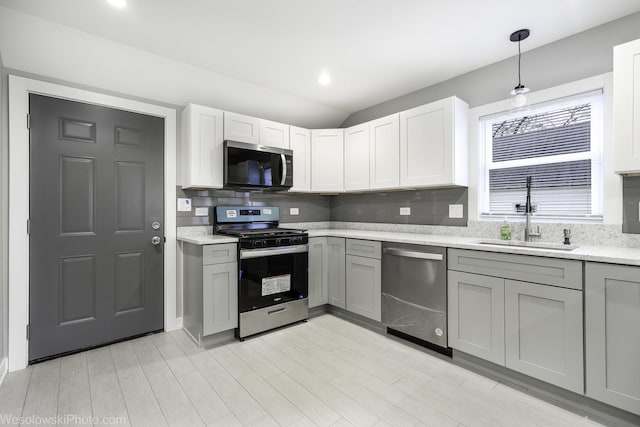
(449, 204), (464, 219)
(400, 207), (411, 216)
(195, 207), (208, 217)
(290, 207), (300, 215)
(177, 198), (192, 212)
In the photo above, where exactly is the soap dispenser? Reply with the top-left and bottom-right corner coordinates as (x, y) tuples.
(500, 217), (511, 240)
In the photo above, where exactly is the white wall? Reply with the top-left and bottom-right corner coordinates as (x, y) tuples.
(0, 6), (349, 129)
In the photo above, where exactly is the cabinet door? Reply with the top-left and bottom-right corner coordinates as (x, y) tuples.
(448, 271), (505, 365)
(346, 255), (381, 321)
(181, 104), (224, 188)
(311, 129), (344, 192)
(344, 123), (370, 191)
(202, 262), (238, 336)
(399, 97), (467, 187)
(327, 237), (346, 309)
(224, 111), (260, 144)
(308, 237), (328, 308)
(504, 280), (583, 394)
(260, 119), (290, 149)
(613, 38), (640, 174)
(585, 263), (640, 415)
(370, 114), (400, 189)
(290, 126), (311, 192)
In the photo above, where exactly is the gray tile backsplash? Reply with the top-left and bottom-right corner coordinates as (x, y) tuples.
(177, 186), (468, 227)
(176, 187), (331, 226)
(330, 188), (467, 226)
(623, 176), (640, 234)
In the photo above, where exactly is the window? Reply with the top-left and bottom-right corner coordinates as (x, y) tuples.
(480, 91), (603, 220)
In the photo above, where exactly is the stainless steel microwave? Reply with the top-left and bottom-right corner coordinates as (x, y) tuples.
(223, 140), (293, 191)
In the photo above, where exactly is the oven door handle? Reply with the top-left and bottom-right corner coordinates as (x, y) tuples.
(240, 244), (308, 259)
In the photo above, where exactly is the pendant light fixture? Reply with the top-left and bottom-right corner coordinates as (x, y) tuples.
(509, 28), (531, 112)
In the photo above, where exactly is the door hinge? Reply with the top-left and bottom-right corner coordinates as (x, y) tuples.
(27, 114), (31, 129)
(27, 218), (31, 235)
(26, 324), (29, 340)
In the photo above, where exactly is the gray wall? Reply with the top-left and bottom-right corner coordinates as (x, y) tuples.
(331, 188), (467, 226)
(177, 187), (332, 226)
(1, 51), (7, 362)
(342, 12), (640, 127)
(623, 177), (640, 234)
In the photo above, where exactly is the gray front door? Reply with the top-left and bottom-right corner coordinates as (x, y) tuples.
(28, 94), (165, 362)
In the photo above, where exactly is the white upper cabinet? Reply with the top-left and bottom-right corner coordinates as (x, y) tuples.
(344, 123), (370, 191)
(223, 111), (260, 144)
(369, 113), (400, 190)
(614, 38), (640, 174)
(290, 126), (311, 192)
(181, 103), (224, 189)
(399, 96), (468, 188)
(311, 129), (344, 192)
(259, 119), (290, 149)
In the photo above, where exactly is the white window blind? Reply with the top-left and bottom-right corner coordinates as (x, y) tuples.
(481, 91), (603, 219)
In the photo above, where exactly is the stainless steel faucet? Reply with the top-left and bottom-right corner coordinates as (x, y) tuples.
(524, 176), (541, 242)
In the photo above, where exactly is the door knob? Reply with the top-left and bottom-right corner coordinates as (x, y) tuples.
(152, 221), (161, 230)
(151, 236), (162, 246)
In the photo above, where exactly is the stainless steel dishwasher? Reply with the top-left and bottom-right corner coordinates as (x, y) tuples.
(382, 242), (448, 352)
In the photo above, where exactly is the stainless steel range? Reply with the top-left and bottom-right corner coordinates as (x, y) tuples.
(214, 206), (308, 339)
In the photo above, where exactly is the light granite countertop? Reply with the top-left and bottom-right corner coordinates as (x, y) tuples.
(177, 227), (640, 266)
(178, 234), (238, 245)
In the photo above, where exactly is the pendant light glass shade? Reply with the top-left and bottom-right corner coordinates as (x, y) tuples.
(509, 29), (530, 113)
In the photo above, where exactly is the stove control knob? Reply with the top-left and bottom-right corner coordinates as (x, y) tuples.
(276, 238), (282, 245)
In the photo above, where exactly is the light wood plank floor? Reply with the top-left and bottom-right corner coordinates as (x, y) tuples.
(0, 315), (606, 427)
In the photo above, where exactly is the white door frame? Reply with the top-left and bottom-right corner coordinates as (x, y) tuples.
(8, 75), (178, 371)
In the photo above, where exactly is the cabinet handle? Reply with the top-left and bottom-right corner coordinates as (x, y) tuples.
(280, 154), (287, 186)
(268, 307), (287, 315)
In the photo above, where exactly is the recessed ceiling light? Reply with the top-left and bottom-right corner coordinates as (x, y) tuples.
(318, 73), (331, 86)
(106, 0), (127, 8)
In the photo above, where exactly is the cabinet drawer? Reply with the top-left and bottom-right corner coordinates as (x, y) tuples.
(203, 243), (237, 265)
(346, 239), (381, 259)
(448, 249), (582, 290)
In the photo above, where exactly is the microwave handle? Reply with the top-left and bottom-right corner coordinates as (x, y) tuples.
(280, 154), (287, 186)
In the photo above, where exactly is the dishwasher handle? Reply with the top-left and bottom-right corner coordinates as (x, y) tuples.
(383, 247), (444, 261)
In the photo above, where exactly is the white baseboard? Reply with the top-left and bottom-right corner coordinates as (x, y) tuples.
(175, 316), (184, 330)
(0, 357), (8, 389)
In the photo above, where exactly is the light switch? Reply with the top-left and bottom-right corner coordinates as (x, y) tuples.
(449, 204), (464, 218)
(400, 207), (411, 216)
(195, 207), (208, 216)
(290, 207), (300, 215)
(177, 198), (192, 212)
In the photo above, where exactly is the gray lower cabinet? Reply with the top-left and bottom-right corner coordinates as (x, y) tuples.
(309, 237), (346, 309)
(448, 270), (505, 365)
(327, 237), (346, 309)
(346, 239), (382, 321)
(308, 237), (329, 308)
(448, 249), (584, 394)
(183, 242), (238, 344)
(585, 262), (640, 415)
(504, 279), (584, 394)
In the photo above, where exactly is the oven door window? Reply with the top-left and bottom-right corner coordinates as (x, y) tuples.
(239, 252), (308, 312)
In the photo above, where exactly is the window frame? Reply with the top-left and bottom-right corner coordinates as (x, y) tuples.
(479, 90), (604, 222)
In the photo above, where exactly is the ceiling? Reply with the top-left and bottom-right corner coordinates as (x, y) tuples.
(1, 0), (640, 116)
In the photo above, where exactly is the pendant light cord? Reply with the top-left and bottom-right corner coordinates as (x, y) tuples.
(518, 38), (522, 87)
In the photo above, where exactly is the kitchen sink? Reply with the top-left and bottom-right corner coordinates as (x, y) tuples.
(477, 239), (578, 251)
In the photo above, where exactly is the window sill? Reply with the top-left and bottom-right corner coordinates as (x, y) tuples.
(479, 213), (604, 224)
